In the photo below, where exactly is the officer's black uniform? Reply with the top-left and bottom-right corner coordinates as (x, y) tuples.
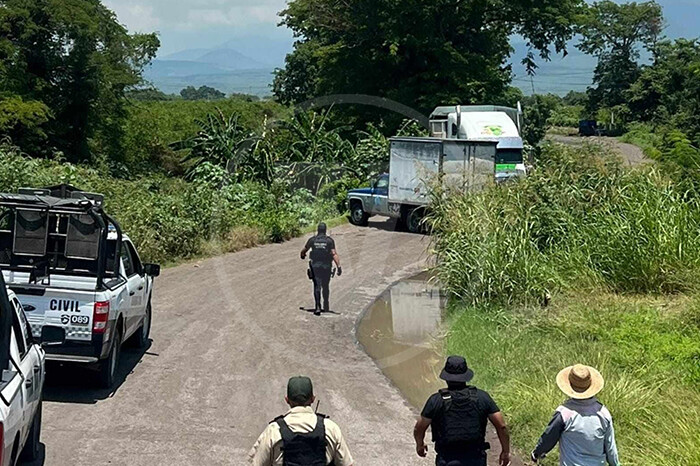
(421, 356), (500, 466)
(304, 233), (336, 312)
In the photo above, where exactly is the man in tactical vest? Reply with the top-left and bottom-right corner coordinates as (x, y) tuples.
(249, 376), (354, 466)
(414, 356), (511, 466)
(301, 223), (342, 316)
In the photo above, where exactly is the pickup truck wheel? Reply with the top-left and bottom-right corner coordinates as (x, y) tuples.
(349, 203), (369, 226)
(98, 330), (121, 389)
(130, 302), (151, 348)
(406, 207), (425, 234)
(19, 400), (41, 462)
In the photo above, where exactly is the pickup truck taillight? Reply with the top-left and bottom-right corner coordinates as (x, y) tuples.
(93, 301), (110, 334)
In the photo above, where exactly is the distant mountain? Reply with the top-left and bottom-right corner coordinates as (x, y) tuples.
(162, 47), (266, 71)
(144, 62), (274, 97)
(162, 48), (214, 62)
(195, 49), (266, 70)
(145, 45), (274, 96)
(146, 60), (234, 77)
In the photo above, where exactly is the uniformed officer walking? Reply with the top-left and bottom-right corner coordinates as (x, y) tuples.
(414, 356), (511, 466)
(249, 376), (354, 466)
(300, 223), (342, 316)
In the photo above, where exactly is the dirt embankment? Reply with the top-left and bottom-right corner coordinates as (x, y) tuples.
(548, 134), (649, 166)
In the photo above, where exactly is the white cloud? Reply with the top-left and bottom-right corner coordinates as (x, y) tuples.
(104, 0), (286, 32)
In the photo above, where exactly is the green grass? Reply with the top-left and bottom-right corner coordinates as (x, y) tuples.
(165, 214), (349, 269)
(445, 293), (700, 466)
(0, 145), (339, 265)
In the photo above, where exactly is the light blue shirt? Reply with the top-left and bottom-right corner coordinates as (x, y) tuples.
(533, 397), (620, 466)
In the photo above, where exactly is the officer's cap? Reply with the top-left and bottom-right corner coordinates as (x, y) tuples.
(287, 376), (314, 404)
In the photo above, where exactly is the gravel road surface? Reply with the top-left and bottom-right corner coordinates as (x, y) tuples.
(36, 219), (448, 465)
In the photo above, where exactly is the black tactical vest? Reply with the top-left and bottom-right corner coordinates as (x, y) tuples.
(310, 235), (333, 267)
(431, 387), (487, 453)
(276, 414), (328, 466)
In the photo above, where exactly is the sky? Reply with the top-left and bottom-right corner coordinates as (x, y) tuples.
(103, 0), (293, 62)
(104, 0), (700, 66)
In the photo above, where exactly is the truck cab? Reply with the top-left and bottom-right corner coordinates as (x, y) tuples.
(429, 105), (528, 181)
(348, 174), (394, 227)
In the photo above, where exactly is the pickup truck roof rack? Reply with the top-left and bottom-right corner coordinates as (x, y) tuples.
(0, 184), (124, 291)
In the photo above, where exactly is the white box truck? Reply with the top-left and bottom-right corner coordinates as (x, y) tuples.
(347, 137), (498, 232)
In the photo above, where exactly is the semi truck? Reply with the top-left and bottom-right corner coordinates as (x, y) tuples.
(347, 137), (498, 232)
(428, 104), (527, 181)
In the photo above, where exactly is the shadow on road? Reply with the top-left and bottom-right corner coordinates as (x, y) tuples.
(342, 217), (407, 233)
(42, 341), (155, 405)
(299, 306), (341, 316)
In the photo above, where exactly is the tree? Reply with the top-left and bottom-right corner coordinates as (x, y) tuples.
(274, 0), (586, 118)
(521, 95), (559, 147)
(577, 1), (663, 110)
(0, 0), (159, 163)
(627, 39), (700, 145)
(180, 86), (226, 101)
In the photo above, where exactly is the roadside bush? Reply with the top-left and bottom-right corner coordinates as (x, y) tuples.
(122, 97), (288, 176)
(548, 104), (583, 128)
(429, 143), (700, 304)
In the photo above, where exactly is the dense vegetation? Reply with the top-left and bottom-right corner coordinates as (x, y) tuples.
(0, 140), (337, 264)
(0, 0), (699, 462)
(428, 143), (700, 464)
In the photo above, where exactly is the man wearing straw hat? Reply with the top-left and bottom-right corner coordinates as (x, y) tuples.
(531, 364), (620, 466)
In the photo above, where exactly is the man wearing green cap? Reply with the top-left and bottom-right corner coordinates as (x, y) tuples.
(249, 376), (354, 466)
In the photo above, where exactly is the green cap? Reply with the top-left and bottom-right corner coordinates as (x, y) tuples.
(287, 376), (314, 404)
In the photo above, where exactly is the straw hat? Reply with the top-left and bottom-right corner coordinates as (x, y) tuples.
(556, 364), (604, 399)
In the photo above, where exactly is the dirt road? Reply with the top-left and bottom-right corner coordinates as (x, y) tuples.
(548, 134), (649, 166)
(38, 219), (450, 465)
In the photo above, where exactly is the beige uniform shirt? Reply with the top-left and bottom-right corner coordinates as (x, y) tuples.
(248, 406), (354, 466)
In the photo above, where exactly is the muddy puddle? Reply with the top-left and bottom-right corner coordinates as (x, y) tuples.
(357, 272), (446, 409)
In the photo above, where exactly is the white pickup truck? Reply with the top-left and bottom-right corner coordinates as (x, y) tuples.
(0, 185), (160, 388)
(0, 274), (63, 466)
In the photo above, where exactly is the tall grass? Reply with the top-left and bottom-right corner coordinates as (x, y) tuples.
(433, 142), (700, 464)
(428, 143), (700, 304)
